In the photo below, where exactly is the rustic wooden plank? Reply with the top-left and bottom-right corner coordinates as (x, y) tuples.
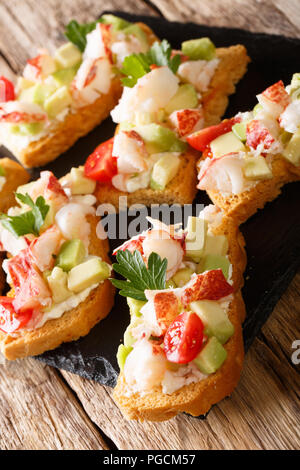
(0, 0), (156, 74)
(151, 0), (300, 36)
(0, 357), (109, 450)
(61, 274), (300, 450)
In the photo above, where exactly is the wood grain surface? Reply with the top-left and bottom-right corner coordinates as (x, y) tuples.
(0, 0), (299, 451)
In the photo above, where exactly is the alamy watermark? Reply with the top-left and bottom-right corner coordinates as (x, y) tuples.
(96, 197), (206, 241)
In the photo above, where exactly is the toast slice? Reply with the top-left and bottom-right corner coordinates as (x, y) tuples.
(204, 154), (292, 226)
(112, 210), (247, 421)
(94, 44), (249, 209)
(0, 158), (29, 295)
(113, 293), (244, 421)
(0, 158), (30, 213)
(0, 23), (158, 169)
(194, 78), (300, 225)
(0, 215), (115, 360)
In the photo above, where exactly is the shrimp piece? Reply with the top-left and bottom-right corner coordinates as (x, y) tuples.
(124, 338), (167, 392)
(28, 225), (63, 272)
(142, 229), (184, 279)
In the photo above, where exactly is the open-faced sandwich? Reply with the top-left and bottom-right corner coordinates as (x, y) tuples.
(0, 167), (114, 359)
(111, 205), (247, 421)
(0, 158), (30, 294)
(0, 14), (158, 168)
(84, 38), (249, 208)
(189, 75), (300, 225)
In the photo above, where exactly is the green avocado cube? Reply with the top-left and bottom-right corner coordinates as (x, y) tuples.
(185, 216), (208, 262)
(203, 233), (228, 257)
(69, 167), (96, 195)
(117, 344), (133, 371)
(13, 122), (44, 136)
(282, 130), (300, 166)
(101, 14), (131, 31)
(172, 267), (194, 287)
(68, 257), (110, 293)
(191, 300), (234, 344)
(56, 239), (86, 272)
(150, 153), (181, 190)
(210, 131), (245, 158)
(122, 24), (149, 48)
(181, 38), (216, 61)
(52, 66), (78, 87)
(127, 298), (146, 317)
(165, 84), (198, 115)
(47, 267), (72, 304)
(243, 155), (273, 180)
(44, 86), (72, 118)
(124, 326), (136, 348)
(0, 165), (5, 177)
(253, 103), (263, 116)
(55, 42), (82, 69)
(232, 122), (247, 142)
(137, 124), (187, 154)
(19, 82), (56, 106)
(194, 336), (227, 374)
(197, 254), (230, 279)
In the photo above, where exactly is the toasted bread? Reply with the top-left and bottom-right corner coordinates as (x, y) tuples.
(203, 154), (294, 226)
(202, 45), (250, 127)
(2, 23), (158, 169)
(0, 215), (115, 360)
(95, 45), (250, 209)
(113, 222), (246, 421)
(0, 158), (30, 213)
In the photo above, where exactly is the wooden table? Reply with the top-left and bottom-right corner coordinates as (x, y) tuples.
(0, 0), (299, 451)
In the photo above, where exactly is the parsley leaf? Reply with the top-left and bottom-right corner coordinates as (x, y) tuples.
(0, 193), (49, 237)
(121, 39), (181, 87)
(65, 19), (104, 52)
(110, 250), (167, 301)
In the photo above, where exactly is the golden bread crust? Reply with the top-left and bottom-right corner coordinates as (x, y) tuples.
(204, 154), (293, 225)
(0, 158), (30, 213)
(0, 216), (115, 360)
(202, 45), (250, 126)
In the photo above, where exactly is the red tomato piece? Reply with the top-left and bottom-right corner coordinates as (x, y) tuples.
(187, 117), (240, 151)
(0, 76), (15, 102)
(164, 311), (204, 364)
(181, 269), (234, 307)
(84, 137), (117, 183)
(246, 119), (275, 151)
(0, 297), (32, 334)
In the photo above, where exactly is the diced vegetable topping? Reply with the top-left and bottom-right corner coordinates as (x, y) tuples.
(84, 137), (117, 182)
(164, 311), (204, 364)
(0, 76), (15, 102)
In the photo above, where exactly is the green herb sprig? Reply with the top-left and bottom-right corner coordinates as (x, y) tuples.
(110, 249), (167, 301)
(0, 193), (49, 237)
(65, 19), (104, 52)
(121, 39), (181, 87)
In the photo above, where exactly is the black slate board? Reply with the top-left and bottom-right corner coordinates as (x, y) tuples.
(1, 12), (300, 387)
